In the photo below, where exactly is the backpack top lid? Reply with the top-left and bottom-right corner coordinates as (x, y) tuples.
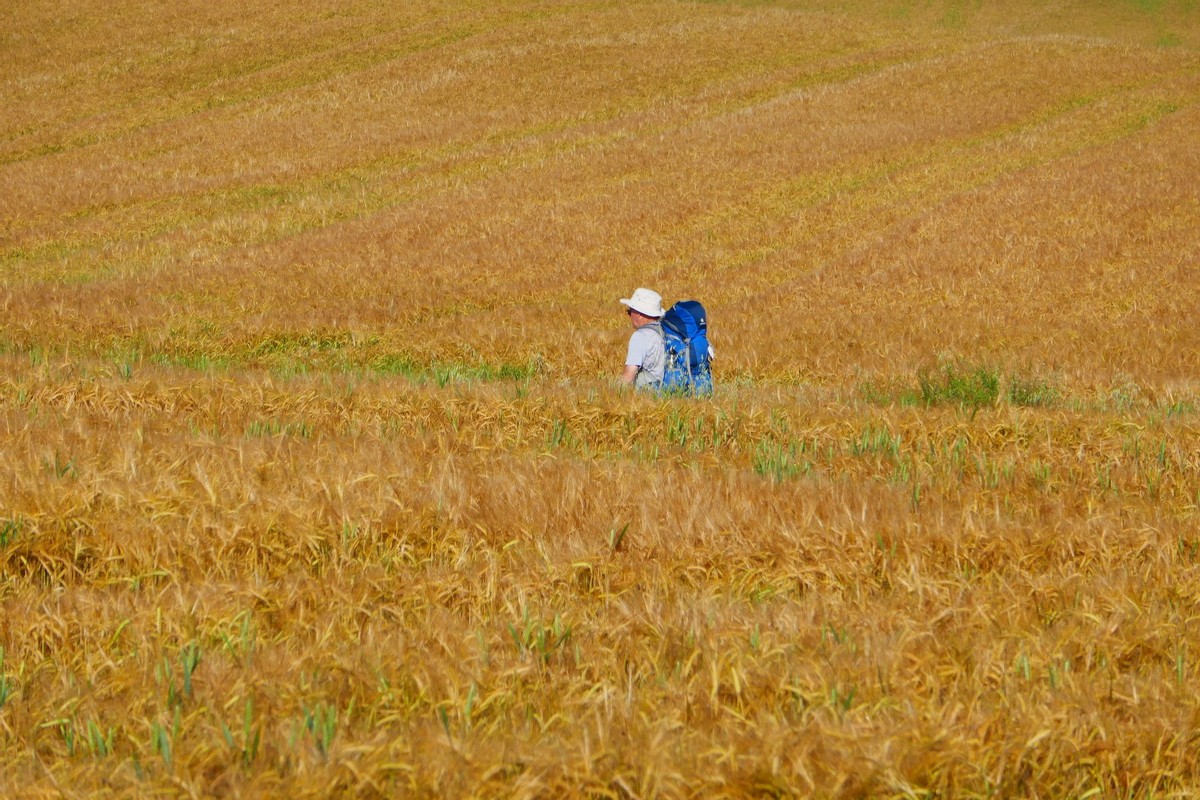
(661, 300), (707, 340)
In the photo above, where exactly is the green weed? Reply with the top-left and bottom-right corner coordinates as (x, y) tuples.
(546, 418), (577, 450)
(849, 425), (901, 459)
(1008, 374), (1059, 407)
(150, 720), (172, 768)
(508, 607), (573, 665)
(300, 701), (338, 758)
(916, 364), (1000, 410)
(0, 648), (12, 708)
(245, 418), (313, 438)
(753, 439), (812, 481)
(0, 517), (24, 548)
(85, 720), (115, 758)
(371, 355), (541, 386)
(220, 697), (261, 768)
(44, 452), (77, 479)
(180, 642), (201, 699)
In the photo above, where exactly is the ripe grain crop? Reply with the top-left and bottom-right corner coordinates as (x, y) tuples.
(2, 1), (1200, 797)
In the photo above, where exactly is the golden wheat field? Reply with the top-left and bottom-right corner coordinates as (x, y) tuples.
(3, 0), (1200, 797)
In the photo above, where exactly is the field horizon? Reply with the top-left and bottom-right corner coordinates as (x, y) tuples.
(3, 1), (1200, 797)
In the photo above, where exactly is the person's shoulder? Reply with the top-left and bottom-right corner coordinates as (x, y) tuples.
(630, 325), (661, 345)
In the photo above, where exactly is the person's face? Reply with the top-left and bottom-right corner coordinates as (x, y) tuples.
(626, 307), (641, 328)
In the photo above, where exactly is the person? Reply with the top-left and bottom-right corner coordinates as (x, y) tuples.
(619, 287), (666, 390)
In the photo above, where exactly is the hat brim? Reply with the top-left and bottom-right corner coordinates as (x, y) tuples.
(620, 298), (664, 317)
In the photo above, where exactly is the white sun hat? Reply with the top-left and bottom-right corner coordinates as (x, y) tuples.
(619, 287), (665, 318)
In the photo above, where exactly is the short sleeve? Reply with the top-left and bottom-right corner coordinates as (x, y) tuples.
(625, 328), (654, 367)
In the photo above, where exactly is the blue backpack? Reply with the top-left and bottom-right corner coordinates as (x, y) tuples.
(659, 300), (713, 396)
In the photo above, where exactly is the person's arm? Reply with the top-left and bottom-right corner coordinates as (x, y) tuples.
(622, 329), (649, 386)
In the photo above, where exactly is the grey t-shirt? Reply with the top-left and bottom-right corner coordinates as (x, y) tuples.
(626, 323), (665, 390)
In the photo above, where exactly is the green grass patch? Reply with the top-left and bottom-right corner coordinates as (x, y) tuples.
(915, 364), (1000, 409)
(369, 355), (542, 386)
(848, 424), (902, 458)
(1007, 374), (1059, 408)
(149, 351), (233, 372)
(245, 419), (313, 439)
(859, 364), (1066, 411)
(0, 516), (27, 549)
(753, 439), (813, 481)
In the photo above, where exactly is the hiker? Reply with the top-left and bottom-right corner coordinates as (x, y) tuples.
(619, 287), (667, 390)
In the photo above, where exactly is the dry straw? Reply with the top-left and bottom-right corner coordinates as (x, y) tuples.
(2, 0), (1199, 796)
